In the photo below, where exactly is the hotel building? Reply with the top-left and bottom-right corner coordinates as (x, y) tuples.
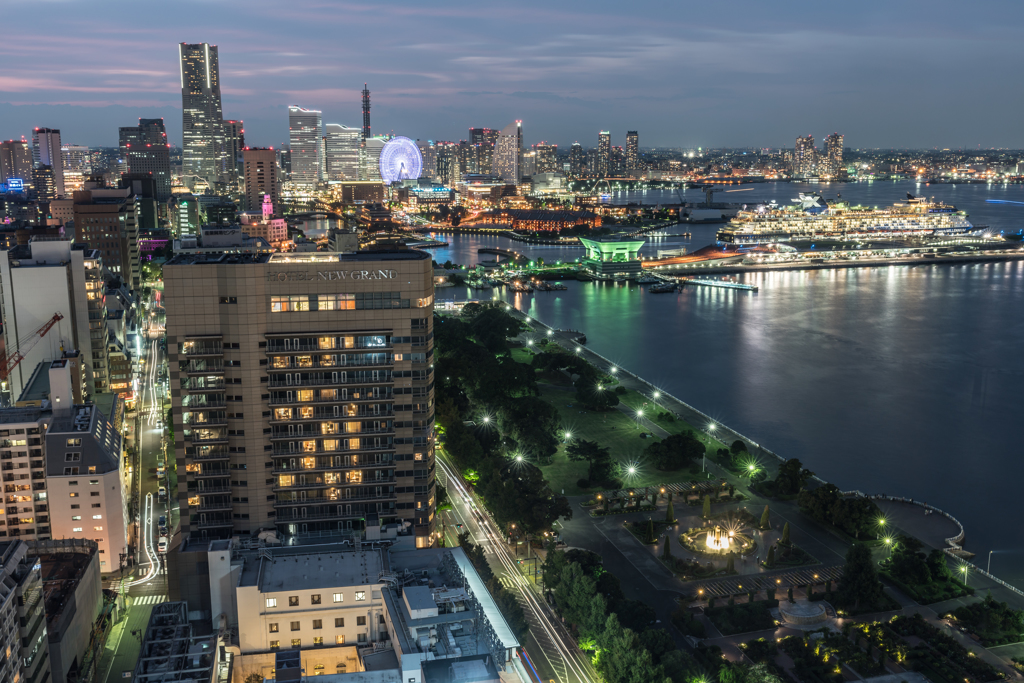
(164, 250), (437, 546)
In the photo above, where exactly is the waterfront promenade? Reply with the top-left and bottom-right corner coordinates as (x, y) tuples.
(504, 305), (1024, 616)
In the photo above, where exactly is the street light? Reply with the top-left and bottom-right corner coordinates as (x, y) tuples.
(987, 551), (994, 574)
(563, 431), (572, 442)
(959, 564), (970, 585)
(635, 409), (643, 429)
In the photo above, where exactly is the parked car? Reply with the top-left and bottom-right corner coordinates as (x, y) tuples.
(157, 539), (168, 553)
(159, 526), (169, 537)
(157, 487), (166, 499)
(158, 515), (166, 527)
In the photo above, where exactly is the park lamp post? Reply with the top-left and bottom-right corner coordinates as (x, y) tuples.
(563, 431), (572, 443)
(959, 564), (970, 586)
(635, 409), (644, 429)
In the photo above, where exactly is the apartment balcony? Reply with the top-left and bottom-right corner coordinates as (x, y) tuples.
(269, 392), (393, 406)
(192, 466), (230, 479)
(274, 509), (376, 523)
(194, 499), (232, 512)
(190, 433), (229, 446)
(191, 514), (233, 529)
(268, 373), (394, 389)
(271, 459), (394, 474)
(273, 476), (395, 493)
(193, 484), (231, 495)
(269, 427), (393, 441)
(267, 357), (393, 371)
(181, 395), (226, 409)
(183, 360), (224, 375)
(181, 378), (226, 392)
(270, 442), (394, 457)
(270, 409), (393, 423)
(275, 490), (396, 506)
(189, 448), (230, 462)
(180, 342), (224, 357)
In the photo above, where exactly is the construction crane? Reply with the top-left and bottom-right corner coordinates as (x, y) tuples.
(0, 312), (64, 382)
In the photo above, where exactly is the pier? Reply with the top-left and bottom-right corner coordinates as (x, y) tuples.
(677, 277), (758, 291)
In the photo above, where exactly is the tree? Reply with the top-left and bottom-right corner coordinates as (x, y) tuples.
(836, 543), (885, 612)
(479, 460), (572, 535)
(766, 545), (776, 566)
(780, 522), (791, 545)
(644, 431), (705, 471)
(759, 504), (770, 530)
(726, 553), (735, 573)
(888, 534), (931, 585)
(702, 494), (711, 519)
(644, 519), (655, 544)
(730, 439), (747, 455)
(665, 500), (676, 525)
(662, 536), (673, 560)
(774, 458), (814, 495)
(576, 377), (620, 411)
(566, 439), (614, 483)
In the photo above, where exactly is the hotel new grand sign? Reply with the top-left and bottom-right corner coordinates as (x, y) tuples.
(266, 269), (397, 282)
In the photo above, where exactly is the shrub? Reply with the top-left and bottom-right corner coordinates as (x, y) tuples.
(576, 478), (591, 489)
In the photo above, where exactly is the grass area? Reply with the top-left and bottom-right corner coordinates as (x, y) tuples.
(537, 384), (716, 494)
(705, 600), (778, 635)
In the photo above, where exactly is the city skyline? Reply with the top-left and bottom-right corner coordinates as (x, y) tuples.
(1, 0), (1022, 149)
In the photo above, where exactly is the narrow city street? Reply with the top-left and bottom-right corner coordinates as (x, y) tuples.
(98, 290), (170, 683)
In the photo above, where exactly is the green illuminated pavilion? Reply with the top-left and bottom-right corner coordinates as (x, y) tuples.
(579, 235), (646, 277)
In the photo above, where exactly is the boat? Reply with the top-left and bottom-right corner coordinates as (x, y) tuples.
(649, 282), (678, 293)
(716, 193), (973, 245)
(635, 275), (660, 284)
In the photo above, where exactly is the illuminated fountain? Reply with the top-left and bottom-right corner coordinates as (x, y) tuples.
(705, 526), (733, 551)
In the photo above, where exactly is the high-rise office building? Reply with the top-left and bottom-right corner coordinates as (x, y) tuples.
(179, 43), (225, 185)
(288, 106), (323, 187)
(493, 121), (522, 183)
(324, 124), (361, 181)
(469, 128), (498, 175)
(416, 140), (437, 181)
(0, 139), (32, 183)
(222, 119), (245, 185)
(33, 166), (57, 200)
(596, 131), (611, 176)
(823, 133), (844, 177)
(73, 181), (142, 290)
(33, 128), (64, 197)
(62, 144), (91, 174)
(359, 137), (386, 181)
(794, 135), (816, 176)
(119, 118), (172, 201)
(569, 142), (585, 177)
(0, 541), (52, 683)
(435, 142), (459, 187)
(469, 128), (498, 146)
(534, 143), (558, 173)
(626, 131), (639, 170)
(610, 146), (625, 176)
(243, 147), (280, 212)
(164, 249), (437, 545)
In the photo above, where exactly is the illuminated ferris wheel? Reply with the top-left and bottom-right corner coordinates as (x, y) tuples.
(378, 136), (422, 184)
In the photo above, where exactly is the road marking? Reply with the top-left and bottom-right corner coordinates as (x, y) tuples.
(132, 594), (167, 606)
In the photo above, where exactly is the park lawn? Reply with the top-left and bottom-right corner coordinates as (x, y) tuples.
(537, 384), (713, 495)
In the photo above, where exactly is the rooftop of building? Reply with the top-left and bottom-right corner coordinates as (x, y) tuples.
(0, 405), (48, 425)
(165, 248), (430, 267)
(239, 547), (387, 592)
(16, 362), (53, 406)
(31, 539), (98, 628)
(421, 655), (500, 683)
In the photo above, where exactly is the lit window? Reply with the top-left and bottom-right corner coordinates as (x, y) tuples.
(332, 593), (343, 603)
(72, 515), (81, 520)
(94, 526), (103, 531)
(354, 591), (365, 601)
(270, 640), (280, 649)
(269, 623), (279, 633)
(93, 515), (102, 520)
(266, 598), (277, 608)
(289, 296), (309, 311)
(291, 639), (301, 648)
(72, 527), (83, 532)
(313, 636), (323, 646)
(335, 635), (345, 645)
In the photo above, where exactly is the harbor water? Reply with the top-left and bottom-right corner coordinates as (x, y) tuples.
(429, 180), (1024, 589)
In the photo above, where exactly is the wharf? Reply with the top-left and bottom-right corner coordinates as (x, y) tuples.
(678, 277), (758, 292)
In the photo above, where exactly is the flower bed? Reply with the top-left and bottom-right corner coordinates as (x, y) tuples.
(887, 613), (1005, 682)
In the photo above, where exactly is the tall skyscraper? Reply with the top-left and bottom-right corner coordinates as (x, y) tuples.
(361, 84), (371, 141)
(469, 128), (498, 175)
(324, 124), (361, 181)
(469, 128), (498, 146)
(569, 142), (584, 177)
(288, 106), (323, 188)
(163, 249), (437, 544)
(823, 133), (844, 177)
(32, 128), (64, 197)
(119, 118), (172, 200)
(534, 143), (558, 173)
(416, 140), (437, 181)
(179, 43), (225, 185)
(0, 140), (32, 183)
(359, 137), (386, 181)
(62, 144), (91, 174)
(493, 121), (522, 183)
(435, 142), (459, 187)
(596, 131), (611, 176)
(794, 135), (816, 176)
(243, 147), (280, 212)
(626, 131), (639, 170)
(223, 119), (245, 185)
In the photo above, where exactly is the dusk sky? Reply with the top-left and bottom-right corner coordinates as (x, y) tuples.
(1, 0), (1021, 150)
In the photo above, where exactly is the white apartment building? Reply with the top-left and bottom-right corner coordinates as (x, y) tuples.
(0, 238), (104, 399)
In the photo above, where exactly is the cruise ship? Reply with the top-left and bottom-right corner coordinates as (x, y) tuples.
(716, 193), (973, 244)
